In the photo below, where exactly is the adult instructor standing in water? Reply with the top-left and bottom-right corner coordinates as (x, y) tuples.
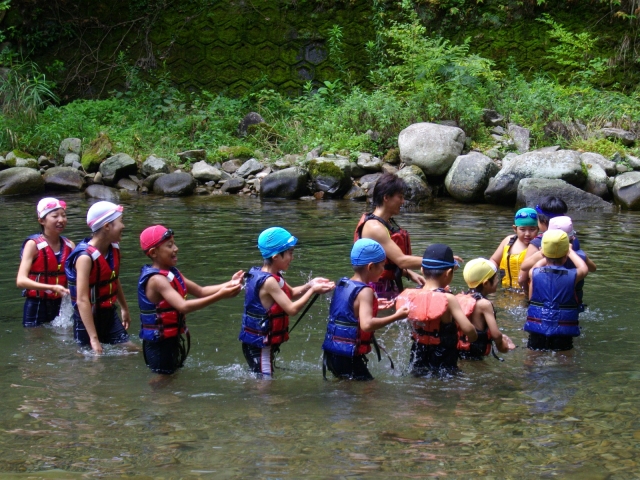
(354, 173), (427, 299)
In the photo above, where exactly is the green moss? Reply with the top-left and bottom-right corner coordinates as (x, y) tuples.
(12, 150), (32, 159)
(383, 148), (399, 163)
(5, 158), (16, 167)
(81, 132), (112, 172)
(309, 159), (344, 179)
(570, 137), (626, 159)
(224, 146), (255, 160)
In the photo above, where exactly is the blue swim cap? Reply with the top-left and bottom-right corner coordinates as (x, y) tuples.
(514, 207), (538, 227)
(258, 227), (298, 259)
(351, 239), (386, 266)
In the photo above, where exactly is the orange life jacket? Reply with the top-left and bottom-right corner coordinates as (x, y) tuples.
(396, 287), (449, 345)
(455, 292), (492, 356)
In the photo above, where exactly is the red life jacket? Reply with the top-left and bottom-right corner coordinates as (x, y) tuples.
(455, 293), (492, 356)
(354, 213), (411, 282)
(396, 288), (449, 345)
(22, 234), (74, 299)
(68, 242), (120, 309)
(138, 266), (188, 341)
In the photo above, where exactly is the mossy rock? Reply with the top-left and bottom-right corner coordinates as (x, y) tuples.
(217, 145), (254, 161)
(82, 132), (113, 172)
(12, 150), (32, 159)
(308, 158), (353, 198)
(309, 159), (345, 179)
(246, 123), (282, 144)
(383, 148), (400, 165)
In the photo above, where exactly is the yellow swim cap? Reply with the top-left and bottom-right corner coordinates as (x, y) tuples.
(542, 230), (569, 259)
(463, 258), (498, 288)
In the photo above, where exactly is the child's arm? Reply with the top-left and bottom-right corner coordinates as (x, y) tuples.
(290, 277), (333, 299)
(148, 275), (242, 314)
(16, 240), (70, 296)
(447, 294), (478, 342)
(489, 236), (509, 266)
(479, 299), (515, 353)
(188, 270), (244, 297)
(568, 249), (588, 283)
(74, 255), (103, 354)
(356, 288), (409, 332)
(115, 279), (130, 330)
(518, 250), (544, 288)
(523, 243), (539, 260)
(585, 254), (597, 273)
(263, 277), (334, 316)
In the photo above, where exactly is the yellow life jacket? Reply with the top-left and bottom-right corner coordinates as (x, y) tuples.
(499, 235), (526, 288)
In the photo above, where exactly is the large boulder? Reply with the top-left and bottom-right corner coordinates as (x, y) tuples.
(445, 152), (499, 203)
(260, 167), (310, 199)
(308, 158), (353, 198)
(613, 172), (640, 209)
(516, 178), (615, 212)
(397, 165), (432, 204)
(99, 153), (137, 186)
(191, 161), (222, 182)
(583, 163), (609, 199)
(5, 151), (38, 169)
(43, 167), (85, 192)
(508, 124), (530, 153)
(153, 172), (197, 196)
(485, 150), (586, 204)
(580, 152), (616, 176)
(356, 153), (382, 172)
(220, 178), (245, 193)
(235, 158), (263, 178)
(58, 138), (82, 157)
(0, 167), (44, 195)
(85, 184), (120, 202)
(398, 122), (465, 176)
(141, 155), (169, 176)
(81, 133), (112, 172)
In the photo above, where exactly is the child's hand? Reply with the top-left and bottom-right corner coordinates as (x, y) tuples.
(220, 282), (242, 299)
(310, 278), (335, 294)
(503, 334), (516, 350)
(454, 255), (464, 265)
(377, 298), (395, 310)
(90, 337), (103, 355)
(395, 305), (410, 319)
(230, 270), (244, 284)
(121, 308), (131, 330)
(52, 285), (70, 297)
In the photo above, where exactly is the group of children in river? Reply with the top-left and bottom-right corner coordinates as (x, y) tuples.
(16, 172), (596, 381)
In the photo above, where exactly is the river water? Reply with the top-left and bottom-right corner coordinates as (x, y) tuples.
(0, 194), (638, 479)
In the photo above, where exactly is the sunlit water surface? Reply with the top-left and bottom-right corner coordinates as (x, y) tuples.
(0, 194), (638, 479)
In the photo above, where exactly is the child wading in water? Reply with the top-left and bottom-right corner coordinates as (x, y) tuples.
(456, 258), (515, 360)
(17, 198), (75, 327)
(138, 225), (243, 374)
(322, 239), (409, 381)
(490, 207), (539, 290)
(65, 201), (133, 354)
(239, 227), (335, 377)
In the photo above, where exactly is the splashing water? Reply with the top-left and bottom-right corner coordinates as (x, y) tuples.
(50, 295), (73, 329)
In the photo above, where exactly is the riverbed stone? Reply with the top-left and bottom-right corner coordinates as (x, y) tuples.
(397, 165), (432, 204)
(85, 184), (120, 201)
(508, 124), (530, 153)
(583, 163), (609, 198)
(38, 156), (55, 169)
(357, 153), (382, 172)
(596, 127), (636, 146)
(191, 161), (222, 182)
(116, 178), (139, 192)
(485, 150), (586, 204)
(580, 152), (617, 176)
(445, 152), (499, 203)
(63, 153), (80, 167)
(309, 158), (353, 198)
(220, 177), (245, 193)
(43, 167), (85, 192)
(260, 167), (310, 199)
(613, 172), (640, 209)
(221, 159), (243, 174)
(344, 185), (367, 201)
(58, 138), (82, 157)
(516, 178), (615, 212)
(627, 155), (640, 170)
(0, 167), (45, 195)
(99, 153), (137, 186)
(153, 172), (197, 196)
(142, 173), (165, 190)
(236, 158), (263, 178)
(81, 132), (112, 172)
(398, 122), (466, 176)
(177, 149), (206, 162)
(482, 109), (504, 127)
(141, 155), (169, 176)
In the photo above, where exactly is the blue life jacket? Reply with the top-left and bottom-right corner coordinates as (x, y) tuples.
(525, 265), (580, 337)
(565, 249), (587, 304)
(138, 265), (188, 342)
(239, 267), (291, 347)
(322, 278), (376, 357)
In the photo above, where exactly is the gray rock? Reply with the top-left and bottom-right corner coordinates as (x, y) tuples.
(238, 112), (265, 137)
(445, 152), (499, 203)
(93, 172), (103, 184)
(366, 129), (380, 142)
(309, 158), (353, 198)
(72, 161), (83, 170)
(221, 159), (243, 174)
(191, 161), (222, 182)
(153, 172), (197, 196)
(38, 156), (55, 168)
(583, 163), (609, 198)
(141, 155), (169, 176)
(616, 164), (629, 173)
(116, 178), (139, 192)
(359, 173), (383, 185)
(220, 177), (245, 193)
(64, 153), (80, 167)
(357, 153), (382, 172)
(43, 167), (85, 192)
(99, 153), (137, 186)
(15, 158), (38, 169)
(85, 184), (120, 202)
(58, 138), (82, 157)
(177, 149), (206, 161)
(491, 134), (504, 142)
(627, 155), (640, 170)
(398, 122), (465, 176)
(533, 146), (560, 154)
(344, 185), (367, 201)
(381, 163), (398, 174)
(485, 150), (586, 204)
(482, 109), (504, 127)
(544, 121), (571, 141)
(517, 178), (615, 212)
(142, 173), (165, 190)
(260, 167), (310, 199)
(613, 172), (640, 209)
(491, 126), (505, 135)
(581, 152), (617, 176)
(508, 124), (530, 153)
(397, 166), (432, 204)
(236, 158), (263, 178)
(596, 128), (636, 146)
(484, 148), (501, 159)
(305, 146), (324, 162)
(0, 167), (45, 195)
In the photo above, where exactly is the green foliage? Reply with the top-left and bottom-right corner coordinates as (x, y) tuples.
(570, 137), (627, 159)
(0, 60), (58, 125)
